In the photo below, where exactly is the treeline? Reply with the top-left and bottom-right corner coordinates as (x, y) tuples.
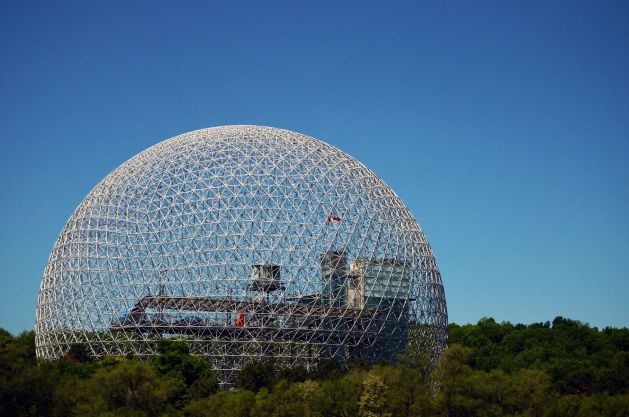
(1, 317), (627, 417)
(448, 316), (629, 395)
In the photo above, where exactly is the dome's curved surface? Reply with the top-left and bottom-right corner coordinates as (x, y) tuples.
(36, 125), (447, 382)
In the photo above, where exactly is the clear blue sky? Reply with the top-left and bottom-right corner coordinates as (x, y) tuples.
(1, 1), (627, 334)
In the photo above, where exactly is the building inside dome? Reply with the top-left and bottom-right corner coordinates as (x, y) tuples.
(35, 125), (447, 384)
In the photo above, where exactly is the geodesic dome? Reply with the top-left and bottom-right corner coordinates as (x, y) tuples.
(36, 125), (447, 383)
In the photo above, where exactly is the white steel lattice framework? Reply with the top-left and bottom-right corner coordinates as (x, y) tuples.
(36, 125), (447, 383)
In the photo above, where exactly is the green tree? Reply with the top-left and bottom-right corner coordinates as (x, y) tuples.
(433, 344), (480, 417)
(234, 359), (278, 392)
(150, 339), (218, 400)
(184, 389), (255, 417)
(358, 373), (389, 417)
(370, 364), (435, 417)
(504, 368), (553, 417)
(72, 359), (185, 417)
(318, 373), (362, 417)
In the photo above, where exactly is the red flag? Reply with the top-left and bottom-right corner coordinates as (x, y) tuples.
(326, 215), (342, 222)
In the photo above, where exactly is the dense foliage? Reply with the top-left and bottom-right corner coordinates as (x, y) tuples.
(1, 317), (627, 417)
(449, 316), (629, 396)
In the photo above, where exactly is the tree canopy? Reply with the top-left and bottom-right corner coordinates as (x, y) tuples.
(1, 317), (627, 417)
